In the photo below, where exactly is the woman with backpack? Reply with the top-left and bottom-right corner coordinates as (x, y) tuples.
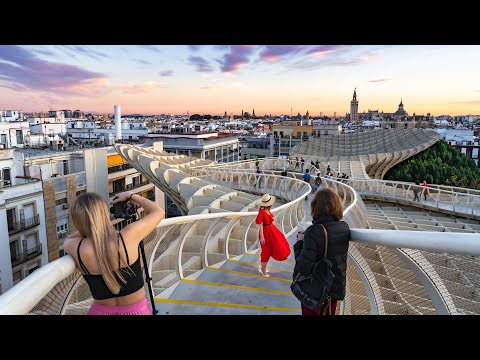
(293, 188), (351, 315)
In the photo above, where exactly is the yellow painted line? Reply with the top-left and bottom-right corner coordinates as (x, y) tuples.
(228, 259), (294, 273)
(243, 252), (296, 265)
(205, 266), (291, 283)
(181, 278), (293, 296)
(154, 298), (300, 313)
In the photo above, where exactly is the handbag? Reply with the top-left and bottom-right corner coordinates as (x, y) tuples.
(290, 224), (335, 312)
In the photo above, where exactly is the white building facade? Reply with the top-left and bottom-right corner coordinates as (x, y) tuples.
(0, 149), (48, 294)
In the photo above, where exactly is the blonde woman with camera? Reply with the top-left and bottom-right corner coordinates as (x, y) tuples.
(64, 191), (164, 315)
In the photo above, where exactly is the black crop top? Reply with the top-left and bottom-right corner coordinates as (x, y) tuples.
(77, 232), (145, 300)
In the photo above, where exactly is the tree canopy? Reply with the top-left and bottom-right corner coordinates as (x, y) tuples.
(384, 140), (480, 189)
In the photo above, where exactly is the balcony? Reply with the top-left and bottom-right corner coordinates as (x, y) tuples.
(11, 244), (42, 267)
(8, 215), (40, 235)
(109, 181), (151, 198)
(107, 163), (133, 174)
(126, 181), (150, 191)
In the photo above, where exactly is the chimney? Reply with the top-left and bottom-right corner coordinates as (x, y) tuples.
(114, 105), (121, 141)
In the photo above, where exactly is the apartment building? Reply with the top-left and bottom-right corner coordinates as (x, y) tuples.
(0, 149), (48, 294)
(268, 120), (313, 157)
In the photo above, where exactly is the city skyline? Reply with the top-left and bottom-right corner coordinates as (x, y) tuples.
(1, 45), (480, 116)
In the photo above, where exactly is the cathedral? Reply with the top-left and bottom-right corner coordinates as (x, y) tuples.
(394, 99), (407, 117)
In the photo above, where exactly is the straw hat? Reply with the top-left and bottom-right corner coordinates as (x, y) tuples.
(260, 194), (276, 207)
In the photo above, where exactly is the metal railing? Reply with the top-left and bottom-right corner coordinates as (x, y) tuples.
(338, 177), (480, 219)
(108, 181), (151, 198)
(11, 244), (43, 267)
(8, 215), (40, 235)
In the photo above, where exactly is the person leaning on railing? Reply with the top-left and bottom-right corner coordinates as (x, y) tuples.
(64, 191), (164, 315)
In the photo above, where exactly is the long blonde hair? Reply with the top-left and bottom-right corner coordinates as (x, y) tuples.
(70, 192), (127, 294)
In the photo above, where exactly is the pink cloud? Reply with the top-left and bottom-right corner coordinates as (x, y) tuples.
(188, 56), (213, 72)
(259, 45), (308, 62)
(220, 45), (257, 73)
(0, 45), (108, 96)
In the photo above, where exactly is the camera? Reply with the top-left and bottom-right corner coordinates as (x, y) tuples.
(110, 199), (137, 220)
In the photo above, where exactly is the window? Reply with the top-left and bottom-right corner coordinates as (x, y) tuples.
(27, 265), (39, 275)
(63, 160), (68, 175)
(24, 232), (38, 250)
(10, 240), (19, 261)
(296, 132), (301, 138)
(13, 270), (22, 284)
(55, 198), (67, 206)
(1, 134), (7, 145)
(303, 132), (307, 138)
(132, 176), (139, 188)
(59, 249), (65, 257)
(16, 130), (23, 144)
(2, 168), (11, 186)
(76, 189), (86, 197)
(7, 208), (16, 231)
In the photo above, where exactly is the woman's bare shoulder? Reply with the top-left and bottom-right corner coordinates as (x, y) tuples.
(64, 236), (83, 255)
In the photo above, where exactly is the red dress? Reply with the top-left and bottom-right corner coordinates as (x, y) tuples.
(255, 208), (291, 262)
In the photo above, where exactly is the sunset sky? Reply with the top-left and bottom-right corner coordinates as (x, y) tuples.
(0, 45), (479, 116)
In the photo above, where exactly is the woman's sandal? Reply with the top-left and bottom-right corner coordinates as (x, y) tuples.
(258, 268), (270, 277)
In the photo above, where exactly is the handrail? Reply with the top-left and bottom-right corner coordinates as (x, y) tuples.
(0, 255), (76, 315)
(351, 229), (480, 256)
(338, 177), (480, 218)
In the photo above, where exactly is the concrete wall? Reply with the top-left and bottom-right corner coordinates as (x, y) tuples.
(84, 148), (108, 201)
(0, 206), (13, 293)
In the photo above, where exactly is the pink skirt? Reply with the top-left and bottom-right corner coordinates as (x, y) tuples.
(87, 297), (152, 315)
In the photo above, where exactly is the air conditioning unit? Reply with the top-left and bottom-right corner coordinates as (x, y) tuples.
(62, 203), (69, 210)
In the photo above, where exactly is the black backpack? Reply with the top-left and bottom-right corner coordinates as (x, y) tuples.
(291, 224), (335, 312)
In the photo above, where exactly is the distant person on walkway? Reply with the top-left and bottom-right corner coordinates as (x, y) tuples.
(315, 160), (320, 170)
(295, 157), (300, 169)
(256, 165), (263, 187)
(313, 173), (322, 191)
(64, 192), (164, 315)
(326, 164), (331, 174)
(303, 169), (312, 200)
(422, 180), (430, 201)
(293, 188), (351, 315)
(280, 167), (288, 192)
(301, 157), (305, 171)
(256, 194), (291, 277)
(413, 180), (421, 202)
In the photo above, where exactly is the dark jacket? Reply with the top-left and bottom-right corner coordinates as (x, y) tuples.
(293, 215), (351, 301)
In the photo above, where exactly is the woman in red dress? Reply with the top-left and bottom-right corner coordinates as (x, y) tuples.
(256, 194), (291, 277)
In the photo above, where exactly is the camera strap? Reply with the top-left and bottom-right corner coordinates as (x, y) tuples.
(139, 240), (158, 315)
